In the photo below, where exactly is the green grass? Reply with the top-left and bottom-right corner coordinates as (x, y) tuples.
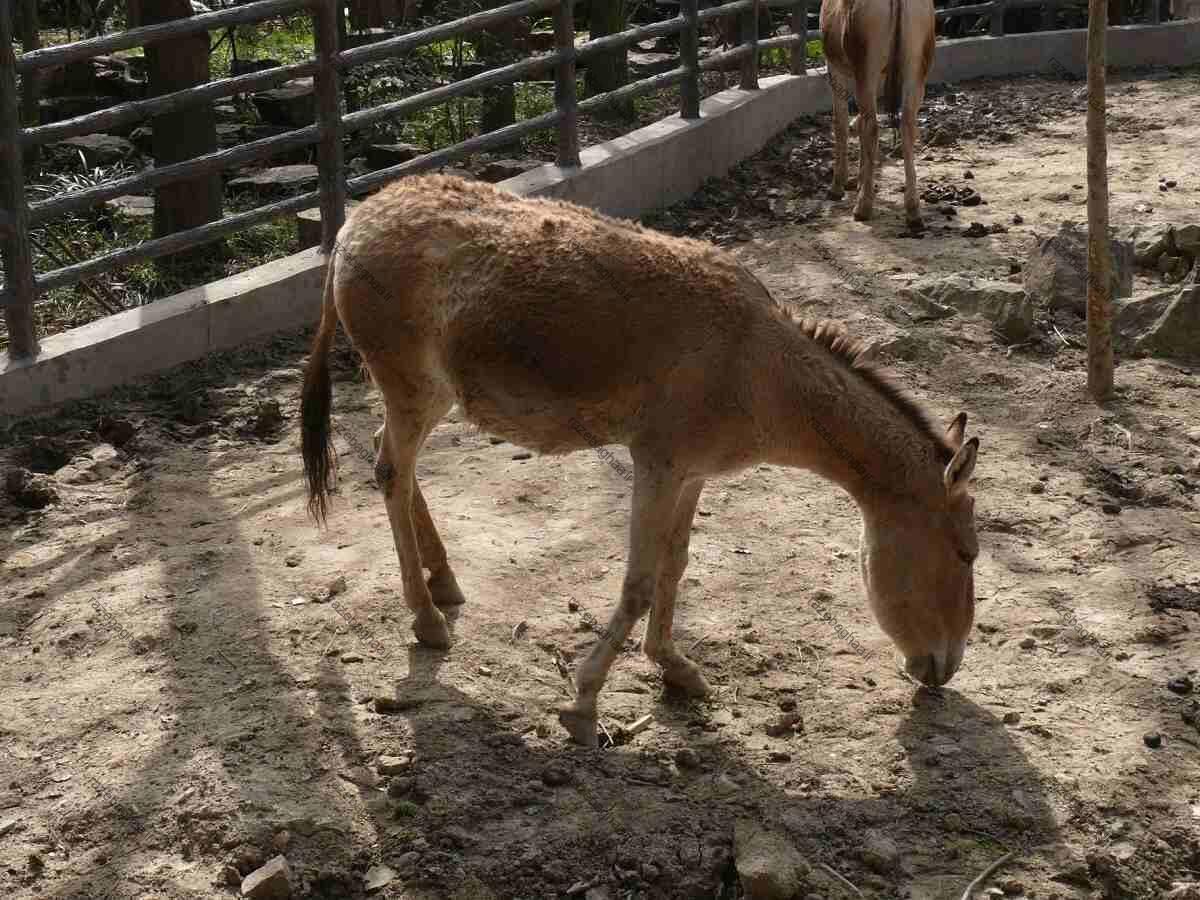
(210, 17), (315, 79)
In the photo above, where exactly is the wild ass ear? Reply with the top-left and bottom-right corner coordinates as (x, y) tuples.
(944, 436), (978, 496)
(946, 412), (968, 449)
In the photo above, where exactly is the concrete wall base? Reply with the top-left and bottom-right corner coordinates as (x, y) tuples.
(3, 19), (1199, 420)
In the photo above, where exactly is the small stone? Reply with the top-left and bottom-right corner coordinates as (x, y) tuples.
(542, 765), (571, 786)
(1019, 637), (1037, 650)
(241, 855), (291, 900)
(1002, 711), (1022, 725)
(327, 575), (347, 597)
(1000, 880), (1026, 895)
(964, 170), (974, 179)
(1168, 675), (1194, 695)
(479, 158), (543, 182)
(377, 755), (411, 775)
(778, 697), (797, 712)
(1102, 502), (1122, 515)
(1030, 482), (1045, 494)
(340, 653), (363, 663)
(363, 864), (397, 893)
(387, 776), (415, 798)
(567, 599), (579, 612)
(284, 551), (302, 568)
(964, 222), (989, 238)
(512, 451), (533, 460)
(1143, 731), (1162, 748)
(1013, 214), (1024, 225)
(765, 712), (802, 737)
(768, 751), (791, 762)
(222, 864), (242, 886)
(477, 665), (493, 676)
(272, 831), (290, 852)
(734, 820), (810, 900)
(860, 830), (901, 874)
(5, 468), (58, 509)
(675, 747), (702, 769)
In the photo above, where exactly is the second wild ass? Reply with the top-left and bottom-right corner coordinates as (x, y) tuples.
(821, 0), (936, 226)
(301, 175), (981, 747)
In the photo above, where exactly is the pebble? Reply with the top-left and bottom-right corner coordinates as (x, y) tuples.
(1030, 482), (1045, 494)
(860, 831), (901, 874)
(1168, 675), (1194, 695)
(778, 698), (797, 712)
(1143, 731), (1163, 749)
(1019, 637), (1037, 650)
(765, 712), (802, 737)
(327, 575), (347, 598)
(1003, 711), (1022, 725)
(363, 864), (397, 893)
(768, 751), (791, 763)
(1101, 502), (1122, 515)
(241, 855), (292, 900)
(512, 451), (533, 460)
(675, 747), (702, 769)
(377, 755), (411, 775)
(341, 653), (364, 663)
(1012, 213), (1024, 225)
(542, 764), (572, 787)
(963, 170), (974, 179)
(273, 830), (290, 852)
(222, 864), (242, 886)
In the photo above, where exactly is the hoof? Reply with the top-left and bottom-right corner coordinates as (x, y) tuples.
(557, 703), (599, 747)
(828, 187), (845, 201)
(428, 567), (467, 608)
(412, 608), (451, 650)
(662, 656), (711, 698)
(906, 216), (925, 232)
(853, 204), (873, 222)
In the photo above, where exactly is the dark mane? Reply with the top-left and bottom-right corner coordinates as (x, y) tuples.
(794, 317), (956, 466)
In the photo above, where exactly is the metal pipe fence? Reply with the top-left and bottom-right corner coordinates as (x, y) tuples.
(0, 0), (1168, 360)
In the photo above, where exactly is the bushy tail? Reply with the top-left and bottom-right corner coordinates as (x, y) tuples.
(301, 256), (339, 524)
(883, 0), (903, 130)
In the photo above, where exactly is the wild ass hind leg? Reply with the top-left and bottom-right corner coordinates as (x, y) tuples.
(412, 478), (467, 608)
(829, 70), (851, 201)
(852, 75), (881, 221)
(375, 393), (454, 650)
(901, 81), (925, 228)
(559, 463), (686, 747)
(643, 480), (709, 697)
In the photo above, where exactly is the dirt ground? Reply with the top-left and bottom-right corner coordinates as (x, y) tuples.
(2, 65), (1199, 900)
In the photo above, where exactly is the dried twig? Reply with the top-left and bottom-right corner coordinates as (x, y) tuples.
(1052, 323), (1076, 347)
(625, 714), (654, 736)
(958, 849), (1016, 900)
(819, 862), (864, 897)
(688, 633), (712, 654)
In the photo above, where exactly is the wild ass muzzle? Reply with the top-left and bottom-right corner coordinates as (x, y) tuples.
(820, 0), (936, 226)
(301, 175), (980, 747)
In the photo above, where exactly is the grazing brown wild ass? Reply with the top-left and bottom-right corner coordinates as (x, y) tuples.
(821, 0), (936, 225)
(301, 175), (980, 746)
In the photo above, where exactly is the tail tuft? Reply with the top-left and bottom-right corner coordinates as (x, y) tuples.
(301, 258), (339, 523)
(883, 0), (903, 130)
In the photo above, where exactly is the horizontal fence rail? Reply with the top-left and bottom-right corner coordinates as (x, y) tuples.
(0, 0), (1174, 358)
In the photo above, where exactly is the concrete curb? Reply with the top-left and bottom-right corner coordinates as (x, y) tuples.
(3, 19), (1199, 420)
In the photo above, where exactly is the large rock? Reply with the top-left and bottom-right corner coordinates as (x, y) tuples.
(38, 95), (118, 125)
(366, 143), (422, 170)
(901, 275), (1034, 343)
(52, 134), (135, 167)
(251, 78), (315, 128)
(229, 164), (319, 197)
(733, 820), (810, 900)
(105, 195), (155, 220)
(1113, 288), (1177, 348)
(1135, 270), (1200, 359)
(1120, 223), (1177, 267)
(241, 855), (291, 900)
(479, 158), (543, 183)
(1176, 224), (1200, 260)
(1024, 222), (1134, 315)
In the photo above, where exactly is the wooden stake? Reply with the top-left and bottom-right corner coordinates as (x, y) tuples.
(1085, 0), (1114, 399)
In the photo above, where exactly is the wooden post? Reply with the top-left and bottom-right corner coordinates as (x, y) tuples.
(1107, 0), (1123, 25)
(1042, 0), (1059, 30)
(680, 0), (700, 118)
(18, 0), (39, 136)
(1086, 0), (1113, 399)
(0, 0), (38, 359)
(790, 0), (808, 75)
(313, 0), (346, 254)
(140, 0), (223, 255)
(1148, 0), (1161, 23)
(554, 0), (581, 165)
(739, 0), (759, 89)
(990, 0), (1006, 35)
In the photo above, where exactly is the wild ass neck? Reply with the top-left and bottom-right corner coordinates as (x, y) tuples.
(756, 320), (949, 507)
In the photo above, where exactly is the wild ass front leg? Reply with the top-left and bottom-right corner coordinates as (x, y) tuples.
(643, 480), (708, 696)
(377, 411), (451, 650)
(829, 71), (851, 201)
(852, 84), (880, 221)
(411, 478), (467, 608)
(558, 466), (685, 747)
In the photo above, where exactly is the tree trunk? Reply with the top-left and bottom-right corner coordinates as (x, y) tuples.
(586, 0), (633, 118)
(1086, 0), (1114, 399)
(349, 0), (400, 30)
(137, 0), (223, 253)
(476, 15), (519, 144)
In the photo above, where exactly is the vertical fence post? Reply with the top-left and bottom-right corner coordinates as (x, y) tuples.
(739, 0), (760, 89)
(989, 0), (1006, 35)
(680, 0), (700, 117)
(1148, 0), (1160, 23)
(0, 1), (38, 360)
(554, 0), (580, 165)
(1042, 0), (1059, 30)
(313, 0), (346, 254)
(18, 0), (38, 171)
(789, 0), (808, 74)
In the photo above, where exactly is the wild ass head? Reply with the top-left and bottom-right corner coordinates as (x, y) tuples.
(859, 412), (979, 687)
